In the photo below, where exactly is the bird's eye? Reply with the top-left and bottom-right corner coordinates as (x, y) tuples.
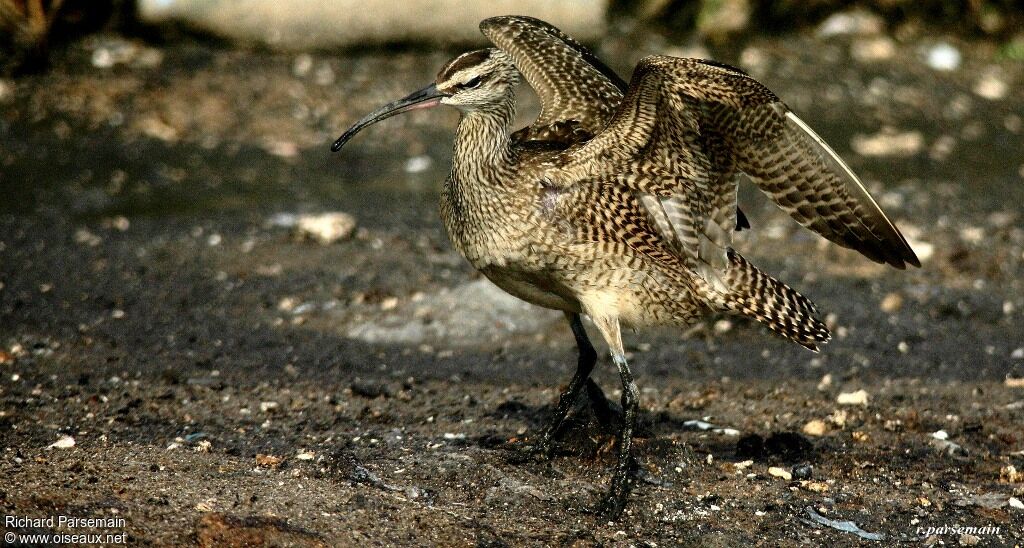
(463, 76), (482, 89)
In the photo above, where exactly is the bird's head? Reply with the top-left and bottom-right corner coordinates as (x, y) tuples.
(332, 48), (518, 152)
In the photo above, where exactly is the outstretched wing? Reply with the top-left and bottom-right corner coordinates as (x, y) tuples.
(555, 55), (921, 271)
(480, 15), (625, 144)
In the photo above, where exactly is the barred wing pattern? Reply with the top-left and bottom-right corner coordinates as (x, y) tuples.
(480, 15), (626, 143)
(557, 55), (920, 272)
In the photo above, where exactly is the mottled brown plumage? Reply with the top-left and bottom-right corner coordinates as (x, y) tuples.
(331, 15), (919, 517)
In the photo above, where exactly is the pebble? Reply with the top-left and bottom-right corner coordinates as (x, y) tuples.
(292, 54), (313, 77)
(48, 435), (76, 449)
(879, 292), (903, 313)
(295, 450), (315, 460)
(1000, 465), (1022, 483)
(1009, 497), (1024, 510)
(768, 466), (792, 481)
(801, 480), (829, 493)
(959, 534), (980, 545)
(255, 454), (283, 468)
(851, 37), (895, 62)
(931, 437), (967, 457)
(973, 72), (1008, 100)
(850, 130), (924, 157)
(802, 419), (828, 437)
(262, 139), (299, 159)
(907, 238), (935, 262)
(0, 79), (12, 103)
(926, 42), (962, 71)
(314, 64), (335, 86)
(294, 212), (356, 244)
(792, 464), (813, 480)
(1011, 348), (1024, 360)
(836, 389), (869, 406)
(816, 374), (833, 391)
(404, 155), (432, 173)
(817, 10), (883, 37)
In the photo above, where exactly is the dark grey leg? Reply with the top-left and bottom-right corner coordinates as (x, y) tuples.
(591, 315), (638, 519)
(603, 351), (638, 518)
(535, 312), (598, 456)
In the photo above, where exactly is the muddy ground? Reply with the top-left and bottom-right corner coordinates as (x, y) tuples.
(1, 24), (1023, 547)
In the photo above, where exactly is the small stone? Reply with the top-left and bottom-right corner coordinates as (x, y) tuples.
(817, 10), (883, 37)
(792, 463), (813, 480)
(351, 380), (391, 399)
(733, 459), (754, 470)
(816, 374), (833, 391)
(932, 430), (949, 440)
(48, 435), (76, 449)
(1009, 497), (1024, 510)
(837, 389), (869, 406)
(292, 54), (313, 77)
(973, 72), (1008, 100)
(263, 140), (298, 158)
(931, 437), (967, 457)
(959, 534), (980, 546)
(1006, 376), (1024, 388)
(74, 228), (102, 247)
(851, 130), (924, 157)
(801, 480), (829, 493)
(404, 155), (433, 173)
(0, 79), (12, 103)
(852, 431), (870, 442)
(768, 466), (792, 481)
(314, 64), (335, 86)
(255, 454), (283, 468)
(851, 36), (895, 62)
(696, 0), (751, 40)
(295, 450), (315, 460)
(259, 401), (279, 413)
(1000, 465), (1022, 483)
(294, 212), (356, 245)
(908, 238), (934, 262)
(926, 43), (962, 71)
(880, 292), (903, 313)
(802, 419), (828, 437)
(138, 116), (179, 142)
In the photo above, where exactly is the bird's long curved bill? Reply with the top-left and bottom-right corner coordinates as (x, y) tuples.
(331, 83), (446, 152)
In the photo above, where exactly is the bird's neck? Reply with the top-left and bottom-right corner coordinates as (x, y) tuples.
(451, 94), (516, 182)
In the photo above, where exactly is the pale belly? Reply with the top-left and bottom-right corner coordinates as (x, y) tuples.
(478, 263), (581, 313)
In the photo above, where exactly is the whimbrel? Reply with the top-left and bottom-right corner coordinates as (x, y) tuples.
(332, 16), (919, 516)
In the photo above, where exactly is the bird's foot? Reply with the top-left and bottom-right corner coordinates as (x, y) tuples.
(503, 437), (556, 464)
(595, 473), (633, 520)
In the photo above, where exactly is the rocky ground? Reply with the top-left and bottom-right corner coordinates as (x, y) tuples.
(1, 19), (1023, 547)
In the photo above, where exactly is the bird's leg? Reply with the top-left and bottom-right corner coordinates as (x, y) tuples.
(591, 315), (638, 519)
(534, 312), (599, 457)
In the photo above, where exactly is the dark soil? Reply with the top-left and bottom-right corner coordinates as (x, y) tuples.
(1, 28), (1023, 546)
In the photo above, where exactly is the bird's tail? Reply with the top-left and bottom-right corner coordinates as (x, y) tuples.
(711, 249), (831, 351)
